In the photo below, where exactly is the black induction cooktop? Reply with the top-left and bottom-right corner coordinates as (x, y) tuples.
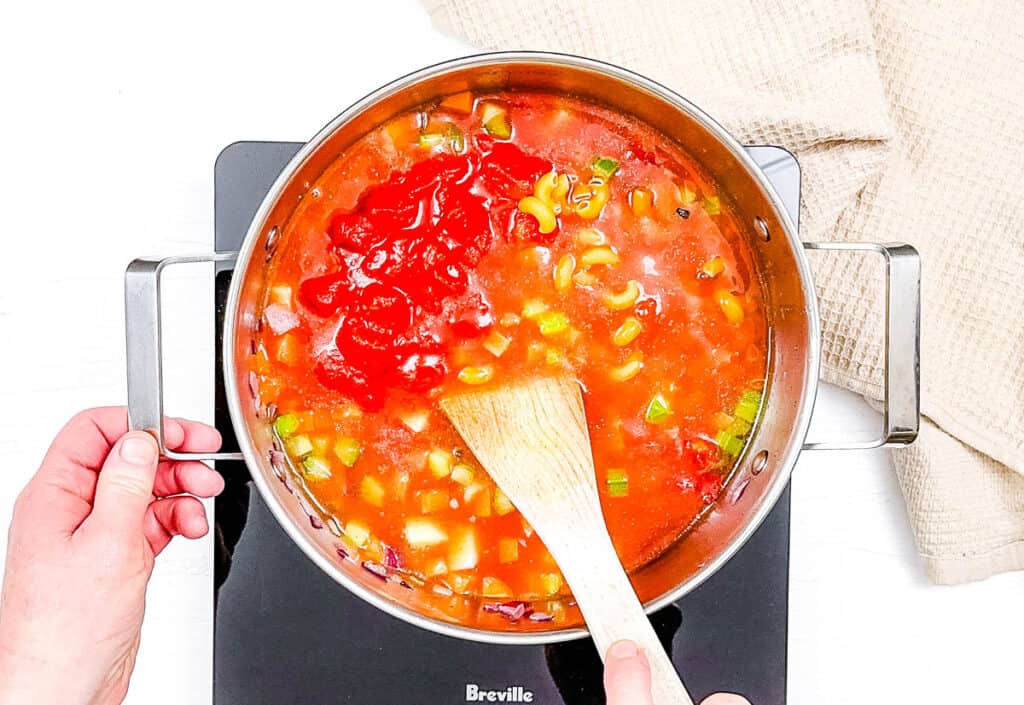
(212, 141), (798, 705)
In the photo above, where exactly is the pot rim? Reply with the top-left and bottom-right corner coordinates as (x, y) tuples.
(223, 50), (821, 645)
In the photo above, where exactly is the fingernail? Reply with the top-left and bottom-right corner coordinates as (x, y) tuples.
(606, 640), (641, 661)
(120, 435), (157, 465)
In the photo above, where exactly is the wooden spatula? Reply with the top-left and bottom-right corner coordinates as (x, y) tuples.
(440, 373), (694, 705)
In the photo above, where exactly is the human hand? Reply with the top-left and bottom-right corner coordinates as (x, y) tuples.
(0, 407), (224, 705)
(604, 640), (752, 705)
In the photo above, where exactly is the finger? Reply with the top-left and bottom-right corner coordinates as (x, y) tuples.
(34, 407), (130, 505)
(41, 407), (129, 472)
(144, 496), (209, 555)
(36, 409), (215, 503)
(701, 695), (751, 705)
(153, 461), (226, 498)
(164, 417), (222, 454)
(604, 641), (654, 705)
(85, 432), (160, 537)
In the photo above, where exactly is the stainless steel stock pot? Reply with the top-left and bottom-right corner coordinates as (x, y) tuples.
(124, 52), (921, 644)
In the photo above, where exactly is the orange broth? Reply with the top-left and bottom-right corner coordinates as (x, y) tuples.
(253, 91), (767, 611)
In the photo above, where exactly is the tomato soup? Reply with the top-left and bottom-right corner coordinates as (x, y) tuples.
(253, 91), (767, 616)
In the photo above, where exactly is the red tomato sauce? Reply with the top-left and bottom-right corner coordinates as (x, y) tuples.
(253, 92), (767, 608)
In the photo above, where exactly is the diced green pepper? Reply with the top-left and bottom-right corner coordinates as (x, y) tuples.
(645, 393), (672, 424)
(274, 413), (300, 438)
(301, 455), (332, 481)
(591, 156), (619, 179)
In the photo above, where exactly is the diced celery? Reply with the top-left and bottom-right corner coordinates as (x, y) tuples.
(301, 455), (332, 481)
(591, 156), (620, 179)
(285, 434), (313, 458)
(704, 195), (721, 215)
(715, 430), (744, 456)
(484, 114), (512, 139)
(608, 484), (629, 498)
(645, 393), (672, 424)
(448, 527), (479, 571)
(450, 463), (475, 486)
(606, 469), (629, 497)
(418, 132), (445, 149)
(360, 475), (386, 507)
(428, 448), (454, 478)
(333, 437), (362, 467)
(344, 520), (371, 548)
(727, 416), (752, 438)
(404, 517), (449, 548)
(537, 310), (570, 337)
(499, 538), (520, 564)
(735, 391), (762, 423)
(274, 413), (300, 438)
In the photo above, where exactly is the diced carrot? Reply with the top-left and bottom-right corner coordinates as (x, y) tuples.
(499, 538), (519, 563)
(469, 486), (492, 517)
(420, 489), (449, 514)
(274, 332), (302, 366)
(440, 91), (474, 114)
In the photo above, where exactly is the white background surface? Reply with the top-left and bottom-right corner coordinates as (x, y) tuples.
(0, 2), (1021, 703)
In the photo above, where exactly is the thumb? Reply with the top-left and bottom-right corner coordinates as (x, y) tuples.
(604, 640), (654, 705)
(87, 431), (160, 536)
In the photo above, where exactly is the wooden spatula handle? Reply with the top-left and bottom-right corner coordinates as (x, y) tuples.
(552, 526), (694, 705)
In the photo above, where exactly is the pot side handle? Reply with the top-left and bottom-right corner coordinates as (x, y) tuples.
(125, 253), (245, 461)
(801, 242), (921, 451)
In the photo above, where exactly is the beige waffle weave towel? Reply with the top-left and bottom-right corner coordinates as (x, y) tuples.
(423, 0), (1024, 583)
